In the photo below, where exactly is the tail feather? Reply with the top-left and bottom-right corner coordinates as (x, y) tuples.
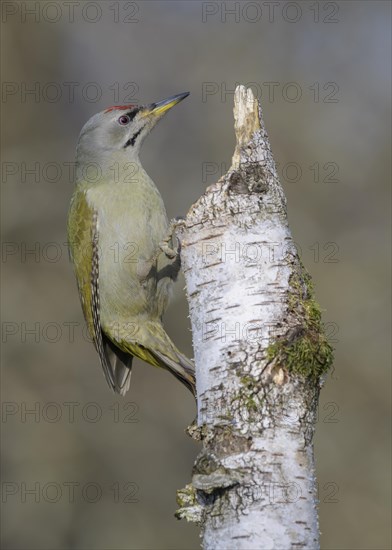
(102, 334), (133, 396)
(142, 321), (196, 396)
(113, 320), (196, 397)
(152, 348), (196, 396)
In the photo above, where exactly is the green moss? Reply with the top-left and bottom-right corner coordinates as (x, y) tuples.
(231, 374), (262, 414)
(245, 396), (258, 412)
(176, 484), (198, 508)
(267, 263), (334, 380)
(240, 375), (256, 387)
(175, 484), (203, 523)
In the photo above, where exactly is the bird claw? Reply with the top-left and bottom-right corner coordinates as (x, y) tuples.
(155, 217), (183, 260)
(137, 218), (182, 284)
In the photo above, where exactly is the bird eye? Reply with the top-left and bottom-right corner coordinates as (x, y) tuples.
(118, 115), (130, 125)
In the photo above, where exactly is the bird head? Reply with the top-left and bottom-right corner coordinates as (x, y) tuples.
(76, 92), (189, 163)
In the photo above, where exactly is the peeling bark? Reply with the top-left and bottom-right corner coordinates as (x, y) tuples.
(176, 85), (333, 550)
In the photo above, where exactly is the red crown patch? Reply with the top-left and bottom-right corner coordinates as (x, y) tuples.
(104, 104), (137, 113)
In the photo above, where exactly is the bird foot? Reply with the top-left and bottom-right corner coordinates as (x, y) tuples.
(137, 217), (184, 283)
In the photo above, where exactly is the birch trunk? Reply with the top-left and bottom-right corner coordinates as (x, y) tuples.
(176, 85), (333, 550)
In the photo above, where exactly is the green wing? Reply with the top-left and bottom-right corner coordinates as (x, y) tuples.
(67, 189), (96, 336)
(67, 189), (132, 394)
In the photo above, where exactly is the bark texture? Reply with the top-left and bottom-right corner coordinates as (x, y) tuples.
(176, 85), (333, 550)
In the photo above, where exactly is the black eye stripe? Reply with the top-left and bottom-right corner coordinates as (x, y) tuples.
(118, 109), (139, 126)
(125, 109), (138, 122)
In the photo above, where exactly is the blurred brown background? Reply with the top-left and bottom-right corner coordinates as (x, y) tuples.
(1, 1), (390, 549)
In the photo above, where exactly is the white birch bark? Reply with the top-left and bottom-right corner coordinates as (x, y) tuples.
(176, 85), (333, 550)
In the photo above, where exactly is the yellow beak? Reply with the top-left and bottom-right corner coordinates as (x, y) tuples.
(141, 92), (190, 118)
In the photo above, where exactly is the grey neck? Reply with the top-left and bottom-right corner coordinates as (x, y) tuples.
(75, 148), (146, 187)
